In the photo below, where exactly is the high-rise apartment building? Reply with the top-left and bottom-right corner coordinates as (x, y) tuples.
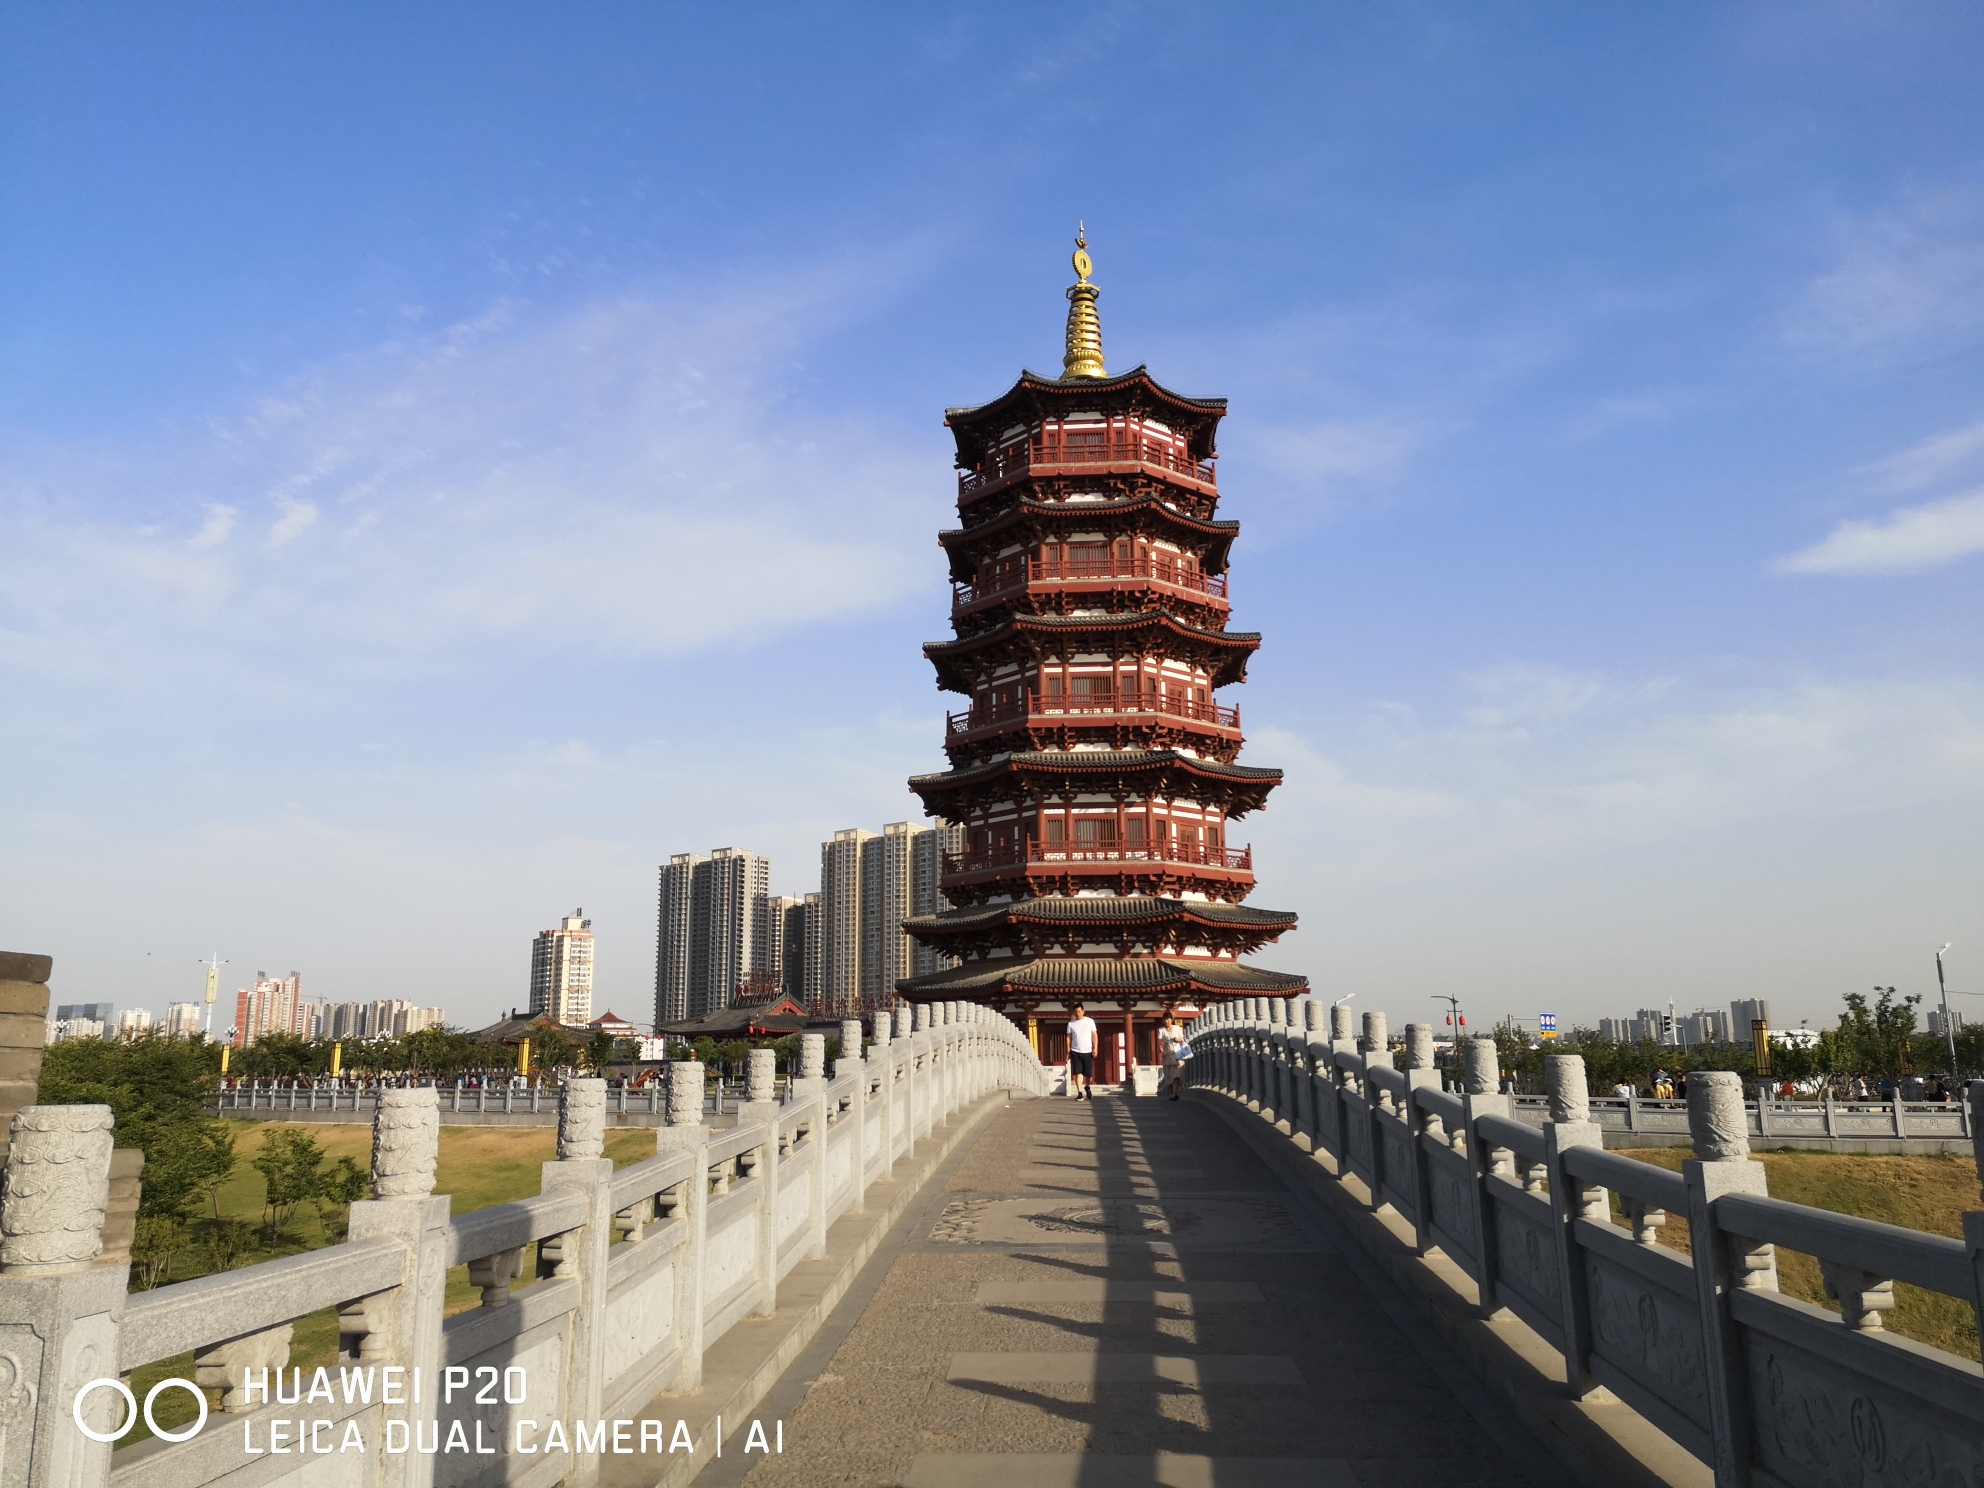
(813, 822), (962, 1016)
(113, 1008), (152, 1040)
(820, 828), (875, 1015)
(759, 895), (804, 1002)
(1730, 998), (1771, 1033)
(654, 854), (704, 1026)
(911, 824), (963, 979)
(689, 849), (771, 1017)
(233, 973), (314, 1047)
(163, 1003), (204, 1038)
(654, 848), (780, 1025)
(530, 910), (594, 1025)
(801, 892), (824, 1006)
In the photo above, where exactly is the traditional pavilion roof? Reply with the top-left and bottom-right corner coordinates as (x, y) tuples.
(923, 612), (1260, 693)
(908, 749), (1277, 821)
(905, 895), (1297, 934)
(897, 955), (1307, 998)
(938, 494), (1241, 582)
(944, 366), (1227, 470)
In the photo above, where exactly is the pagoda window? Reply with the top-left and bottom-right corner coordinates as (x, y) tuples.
(1125, 818), (1146, 844)
(1175, 823), (1200, 848)
(1065, 427), (1104, 454)
(1206, 824), (1222, 851)
(1074, 818), (1115, 843)
(1045, 675), (1063, 698)
(1045, 815), (1067, 843)
(1071, 674), (1106, 697)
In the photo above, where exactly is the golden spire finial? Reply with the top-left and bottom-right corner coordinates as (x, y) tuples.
(1062, 224), (1106, 380)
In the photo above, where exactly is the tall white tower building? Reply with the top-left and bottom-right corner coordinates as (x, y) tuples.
(530, 909), (594, 1025)
(654, 853), (704, 1026)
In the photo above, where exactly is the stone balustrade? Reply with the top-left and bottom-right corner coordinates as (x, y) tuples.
(1185, 1000), (1984, 1488)
(0, 1002), (1046, 1488)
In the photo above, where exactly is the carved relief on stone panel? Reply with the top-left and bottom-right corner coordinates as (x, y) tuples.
(1584, 1255), (1710, 1424)
(1426, 1159), (1477, 1259)
(1753, 1344), (1983, 1488)
(1491, 1205), (1562, 1323)
(0, 1330), (43, 1488)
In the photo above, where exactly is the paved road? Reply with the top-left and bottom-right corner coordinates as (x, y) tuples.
(699, 1090), (1563, 1488)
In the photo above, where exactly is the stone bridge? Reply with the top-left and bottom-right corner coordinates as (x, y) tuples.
(0, 986), (1980, 1488)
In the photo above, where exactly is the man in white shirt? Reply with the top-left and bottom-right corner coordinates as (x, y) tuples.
(1066, 1005), (1098, 1100)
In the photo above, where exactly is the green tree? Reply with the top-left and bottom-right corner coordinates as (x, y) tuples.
(1836, 988), (1921, 1084)
(314, 1156), (369, 1242)
(131, 1213), (186, 1290)
(584, 1029), (618, 1073)
(37, 1033), (235, 1221)
(252, 1127), (329, 1248)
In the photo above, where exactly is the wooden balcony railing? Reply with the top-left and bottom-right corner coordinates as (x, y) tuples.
(946, 689), (1241, 734)
(958, 438), (1217, 497)
(953, 554), (1229, 607)
(945, 839), (1252, 875)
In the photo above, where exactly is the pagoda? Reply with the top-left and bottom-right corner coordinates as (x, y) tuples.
(898, 230), (1306, 1075)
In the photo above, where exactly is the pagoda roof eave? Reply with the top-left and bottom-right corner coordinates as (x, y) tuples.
(923, 613), (1260, 692)
(904, 895), (1297, 933)
(944, 366), (1228, 467)
(909, 748), (1282, 792)
(896, 955), (1307, 999)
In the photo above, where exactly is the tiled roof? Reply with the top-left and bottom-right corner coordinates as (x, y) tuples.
(909, 749), (1282, 791)
(897, 956), (1307, 995)
(905, 896), (1297, 932)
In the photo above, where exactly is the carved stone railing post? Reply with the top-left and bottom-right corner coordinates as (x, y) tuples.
(838, 1020), (867, 1211)
(1360, 1011), (1393, 1210)
(1541, 1054), (1606, 1397)
(736, 1050), (780, 1318)
(1402, 1024), (1441, 1253)
(870, 1013), (896, 1178)
(796, 1034), (830, 1259)
(1460, 1037), (1512, 1319)
(0, 1104), (121, 1488)
(645, 1062), (703, 1384)
(540, 1078), (612, 1488)
(1682, 1070), (1772, 1488)
(344, 1085), (450, 1488)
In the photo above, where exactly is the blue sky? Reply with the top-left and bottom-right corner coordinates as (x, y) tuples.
(4, 4), (1982, 1035)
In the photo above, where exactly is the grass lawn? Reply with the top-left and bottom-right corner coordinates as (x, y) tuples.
(126, 1121), (659, 1445)
(1616, 1147), (1980, 1361)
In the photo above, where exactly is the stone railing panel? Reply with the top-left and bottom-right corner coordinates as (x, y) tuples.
(1186, 1013), (1984, 1488)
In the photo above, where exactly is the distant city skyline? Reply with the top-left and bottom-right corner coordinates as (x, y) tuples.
(3, 10), (1980, 1033)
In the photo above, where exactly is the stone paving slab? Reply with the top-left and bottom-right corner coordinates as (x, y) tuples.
(947, 1352), (1304, 1385)
(902, 1452), (1358, 1486)
(971, 1281), (1266, 1307)
(713, 1093), (1549, 1488)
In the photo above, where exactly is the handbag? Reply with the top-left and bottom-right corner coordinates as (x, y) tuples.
(1175, 1040), (1193, 1062)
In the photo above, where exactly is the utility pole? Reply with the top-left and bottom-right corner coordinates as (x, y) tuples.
(1431, 992), (1465, 1045)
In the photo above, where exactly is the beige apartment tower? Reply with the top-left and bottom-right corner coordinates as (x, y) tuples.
(530, 909), (594, 1025)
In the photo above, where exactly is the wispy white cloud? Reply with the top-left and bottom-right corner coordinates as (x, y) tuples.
(0, 264), (938, 698)
(1561, 391), (1690, 442)
(1777, 488), (1984, 575)
(1788, 190), (1984, 354)
(1255, 669), (1984, 886)
(1854, 417), (1984, 493)
(1251, 418), (1416, 485)
(187, 504), (237, 548)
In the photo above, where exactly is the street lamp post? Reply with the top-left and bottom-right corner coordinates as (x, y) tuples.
(1935, 944), (1957, 1080)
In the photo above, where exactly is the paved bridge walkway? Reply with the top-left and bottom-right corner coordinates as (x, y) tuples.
(696, 1091), (1575, 1488)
